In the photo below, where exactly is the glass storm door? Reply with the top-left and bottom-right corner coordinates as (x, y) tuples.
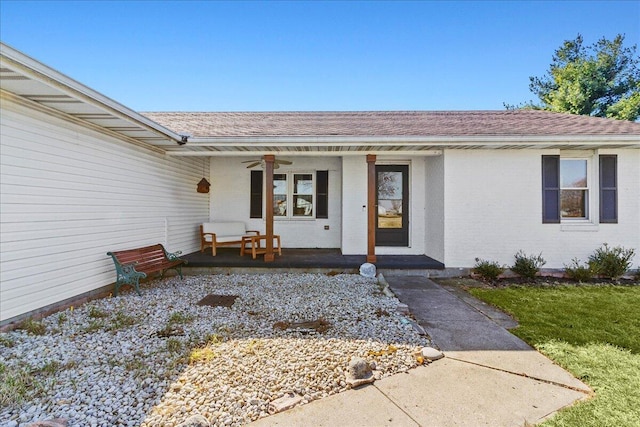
(375, 165), (409, 246)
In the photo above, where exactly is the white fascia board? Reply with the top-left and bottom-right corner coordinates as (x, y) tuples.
(167, 150), (444, 157)
(182, 135), (640, 151)
(0, 42), (183, 144)
(187, 134), (640, 147)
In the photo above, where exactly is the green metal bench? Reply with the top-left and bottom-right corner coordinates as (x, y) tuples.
(107, 244), (186, 296)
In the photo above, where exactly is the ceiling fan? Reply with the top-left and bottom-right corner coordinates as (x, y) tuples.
(241, 159), (293, 169)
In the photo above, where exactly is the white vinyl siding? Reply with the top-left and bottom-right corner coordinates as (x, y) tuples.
(0, 98), (209, 322)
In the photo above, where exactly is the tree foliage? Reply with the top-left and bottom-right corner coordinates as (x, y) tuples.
(513, 34), (640, 121)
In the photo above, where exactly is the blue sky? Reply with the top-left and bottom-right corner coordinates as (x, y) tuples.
(1, 1), (638, 112)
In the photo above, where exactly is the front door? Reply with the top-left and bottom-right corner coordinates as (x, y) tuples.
(375, 165), (409, 246)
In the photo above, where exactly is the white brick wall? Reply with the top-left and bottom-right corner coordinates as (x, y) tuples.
(341, 155), (431, 256)
(425, 155), (445, 262)
(210, 156), (342, 248)
(442, 149), (640, 269)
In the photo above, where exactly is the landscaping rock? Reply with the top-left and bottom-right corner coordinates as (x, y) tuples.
(25, 419), (68, 427)
(346, 357), (375, 387)
(359, 263), (376, 278)
(396, 303), (410, 314)
(177, 414), (210, 427)
(268, 393), (303, 414)
(421, 346), (444, 361)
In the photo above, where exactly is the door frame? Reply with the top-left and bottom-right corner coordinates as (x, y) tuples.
(375, 164), (409, 247)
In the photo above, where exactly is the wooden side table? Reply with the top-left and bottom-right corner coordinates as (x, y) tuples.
(240, 235), (282, 259)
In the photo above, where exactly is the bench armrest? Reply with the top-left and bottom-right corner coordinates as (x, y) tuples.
(165, 250), (183, 261)
(121, 262), (142, 276)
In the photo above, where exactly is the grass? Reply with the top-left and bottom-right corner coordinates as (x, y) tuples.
(18, 318), (46, 336)
(468, 284), (640, 426)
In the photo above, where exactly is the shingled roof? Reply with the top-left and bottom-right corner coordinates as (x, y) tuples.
(142, 110), (640, 138)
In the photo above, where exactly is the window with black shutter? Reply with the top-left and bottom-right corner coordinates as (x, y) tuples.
(316, 170), (328, 219)
(542, 155), (560, 223)
(250, 170), (263, 218)
(599, 155), (617, 223)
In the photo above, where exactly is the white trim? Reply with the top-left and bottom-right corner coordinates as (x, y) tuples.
(1, 89), (166, 154)
(167, 150), (445, 157)
(187, 135), (640, 146)
(1, 42), (183, 144)
(559, 157), (591, 221)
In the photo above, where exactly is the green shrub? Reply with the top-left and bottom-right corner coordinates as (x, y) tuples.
(564, 258), (594, 282)
(472, 258), (505, 281)
(588, 244), (636, 280)
(511, 251), (546, 279)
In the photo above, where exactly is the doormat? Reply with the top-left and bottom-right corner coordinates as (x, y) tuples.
(197, 294), (238, 308)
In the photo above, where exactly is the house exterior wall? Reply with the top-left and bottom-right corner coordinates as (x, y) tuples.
(0, 97), (209, 323)
(209, 156), (342, 248)
(341, 156), (368, 254)
(341, 155), (430, 256)
(375, 156), (427, 255)
(442, 149), (640, 269)
(425, 154), (445, 263)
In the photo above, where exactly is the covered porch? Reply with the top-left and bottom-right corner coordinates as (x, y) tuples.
(182, 248), (444, 271)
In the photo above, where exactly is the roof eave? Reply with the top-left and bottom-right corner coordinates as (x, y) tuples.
(0, 42), (184, 145)
(186, 134), (640, 147)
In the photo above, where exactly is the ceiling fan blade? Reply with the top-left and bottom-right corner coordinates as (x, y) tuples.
(276, 160), (292, 165)
(274, 163), (280, 169)
(245, 162), (261, 168)
(241, 159), (260, 163)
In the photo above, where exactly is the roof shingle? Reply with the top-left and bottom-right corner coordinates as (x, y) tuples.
(142, 110), (640, 138)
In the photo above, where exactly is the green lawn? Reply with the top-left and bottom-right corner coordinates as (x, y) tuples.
(468, 285), (640, 427)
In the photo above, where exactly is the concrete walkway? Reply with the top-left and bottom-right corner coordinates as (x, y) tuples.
(248, 275), (591, 427)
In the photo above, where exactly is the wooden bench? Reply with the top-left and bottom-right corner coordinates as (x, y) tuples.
(200, 222), (259, 255)
(107, 244), (186, 296)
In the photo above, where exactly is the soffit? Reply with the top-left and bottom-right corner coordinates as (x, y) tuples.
(0, 43), (186, 152)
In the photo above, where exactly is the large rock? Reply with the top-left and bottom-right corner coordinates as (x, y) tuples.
(422, 346), (444, 361)
(359, 263), (376, 278)
(268, 393), (303, 414)
(346, 357), (375, 387)
(176, 414), (210, 427)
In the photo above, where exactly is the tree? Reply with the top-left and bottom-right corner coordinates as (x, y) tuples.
(510, 34), (640, 121)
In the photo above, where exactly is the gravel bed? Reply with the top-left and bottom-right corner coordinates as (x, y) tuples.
(0, 273), (430, 427)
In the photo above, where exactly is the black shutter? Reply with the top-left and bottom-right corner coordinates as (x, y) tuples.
(250, 170), (263, 218)
(599, 155), (617, 223)
(542, 155), (560, 223)
(316, 170), (329, 219)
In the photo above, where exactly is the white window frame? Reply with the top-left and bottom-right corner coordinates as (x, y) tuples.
(273, 172), (315, 220)
(559, 156), (592, 223)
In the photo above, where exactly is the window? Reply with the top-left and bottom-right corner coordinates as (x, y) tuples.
(599, 155), (617, 223)
(250, 171), (329, 219)
(560, 159), (589, 219)
(292, 174), (313, 217)
(542, 155), (617, 224)
(273, 173), (288, 216)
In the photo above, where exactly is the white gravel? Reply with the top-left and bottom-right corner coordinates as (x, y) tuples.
(0, 273), (430, 427)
